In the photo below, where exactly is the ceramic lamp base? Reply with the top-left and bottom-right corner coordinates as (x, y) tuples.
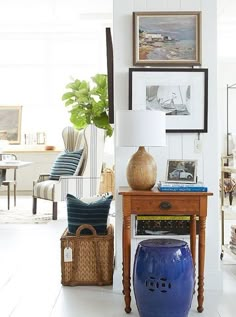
(126, 146), (157, 190)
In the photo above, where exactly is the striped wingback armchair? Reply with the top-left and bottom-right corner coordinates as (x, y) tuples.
(32, 125), (104, 220)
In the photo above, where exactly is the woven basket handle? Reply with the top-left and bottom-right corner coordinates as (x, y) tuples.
(76, 224), (97, 236)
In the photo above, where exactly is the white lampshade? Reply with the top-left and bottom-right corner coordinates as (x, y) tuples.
(116, 110), (166, 190)
(116, 110), (166, 147)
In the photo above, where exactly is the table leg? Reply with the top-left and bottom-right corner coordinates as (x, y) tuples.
(190, 215), (196, 293)
(123, 215), (131, 313)
(197, 216), (206, 313)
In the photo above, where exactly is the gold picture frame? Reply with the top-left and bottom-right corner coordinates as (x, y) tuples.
(133, 11), (201, 66)
(0, 105), (22, 144)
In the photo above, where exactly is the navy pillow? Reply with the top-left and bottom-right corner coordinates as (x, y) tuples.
(66, 193), (113, 235)
(49, 149), (83, 180)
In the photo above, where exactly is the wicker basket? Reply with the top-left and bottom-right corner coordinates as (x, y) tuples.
(61, 224), (114, 286)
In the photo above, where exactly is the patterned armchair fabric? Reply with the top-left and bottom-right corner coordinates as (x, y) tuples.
(32, 125), (104, 220)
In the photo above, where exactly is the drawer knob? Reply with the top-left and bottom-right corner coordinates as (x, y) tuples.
(160, 201), (172, 210)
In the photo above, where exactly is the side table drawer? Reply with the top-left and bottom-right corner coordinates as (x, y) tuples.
(131, 197), (199, 214)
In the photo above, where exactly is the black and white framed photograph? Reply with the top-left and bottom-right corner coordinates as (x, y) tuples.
(166, 160), (197, 183)
(133, 11), (201, 66)
(129, 67), (208, 133)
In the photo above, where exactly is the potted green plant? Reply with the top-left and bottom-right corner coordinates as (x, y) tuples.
(62, 73), (113, 137)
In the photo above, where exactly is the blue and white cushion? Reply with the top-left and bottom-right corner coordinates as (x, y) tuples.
(66, 193), (113, 235)
(49, 149), (83, 180)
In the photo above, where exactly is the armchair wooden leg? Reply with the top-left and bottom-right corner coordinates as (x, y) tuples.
(14, 183), (16, 207)
(33, 197), (37, 214)
(52, 202), (57, 220)
(7, 183), (10, 210)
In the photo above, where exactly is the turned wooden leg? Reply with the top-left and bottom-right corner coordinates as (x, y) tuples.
(122, 222), (125, 295)
(197, 216), (206, 313)
(123, 214), (131, 313)
(190, 215), (197, 293)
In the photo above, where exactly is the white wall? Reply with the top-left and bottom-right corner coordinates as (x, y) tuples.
(113, 0), (220, 292)
(0, 0), (112, 147)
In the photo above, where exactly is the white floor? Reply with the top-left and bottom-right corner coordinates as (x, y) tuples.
(0, 196), (236, 317)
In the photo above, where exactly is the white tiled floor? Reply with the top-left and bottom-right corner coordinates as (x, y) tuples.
(0, 196), (236, 316)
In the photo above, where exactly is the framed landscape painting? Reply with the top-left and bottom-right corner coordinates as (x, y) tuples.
(129, 67), (208, 133)
(0, 105), (22, 144)
(133, 11), (201, 66)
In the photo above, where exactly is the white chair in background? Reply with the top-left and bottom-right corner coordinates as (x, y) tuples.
(32, 125), (105, 220)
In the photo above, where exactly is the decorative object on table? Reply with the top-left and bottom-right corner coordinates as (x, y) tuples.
(36, 132), (46, 144)
(116, 110), (166, 190)
(129, 67), (208, 133)
(0, 105), (22, 144)
(158, 181), (207, 192)
(44, 145), (55, 151)
(135, 215), (199, 236)
(133, 238), (194, 317)
(61, 224), (114, 286)
(62, 73), (113, 137)
(133, 11), (201, 66)
(166, 159), (197, 183)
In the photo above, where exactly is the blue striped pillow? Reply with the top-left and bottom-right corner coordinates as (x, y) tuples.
(66, 193), (113, 235)
(49, 149), (83, 180)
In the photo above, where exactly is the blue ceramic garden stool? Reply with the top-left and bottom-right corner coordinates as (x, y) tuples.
(133, 238), (194, 317)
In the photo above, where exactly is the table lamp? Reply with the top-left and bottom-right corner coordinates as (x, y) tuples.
(116, 110), (166, 190)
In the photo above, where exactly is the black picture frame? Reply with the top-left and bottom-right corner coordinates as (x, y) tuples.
(129, 67), (208, 133)
(106, 27), (114, 124)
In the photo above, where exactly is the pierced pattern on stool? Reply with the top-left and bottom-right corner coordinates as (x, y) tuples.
(145, 276), (172, 293)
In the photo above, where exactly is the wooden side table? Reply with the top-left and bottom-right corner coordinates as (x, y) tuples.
(119, 187), (213, 314)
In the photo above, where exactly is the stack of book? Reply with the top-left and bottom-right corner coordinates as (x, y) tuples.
(230, 225), (236, 255)
(158, 181), (208, 192)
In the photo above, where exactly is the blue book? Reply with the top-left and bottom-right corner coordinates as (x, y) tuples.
(158, 181), (208, 192)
